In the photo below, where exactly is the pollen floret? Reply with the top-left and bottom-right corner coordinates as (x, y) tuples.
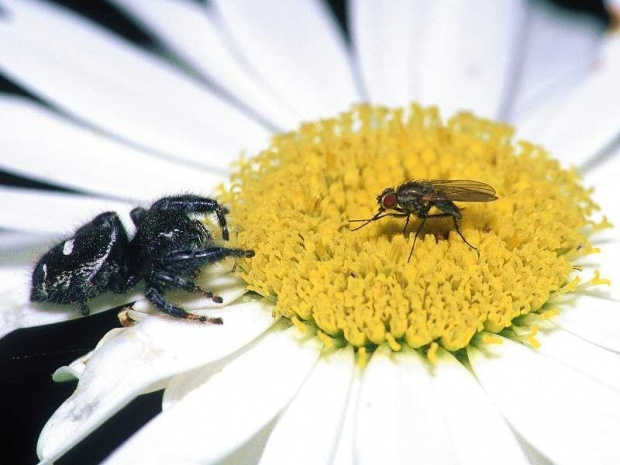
(221, 104), (605, 352)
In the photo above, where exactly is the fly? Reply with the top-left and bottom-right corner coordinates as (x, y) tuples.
(350, 179), (498, 261)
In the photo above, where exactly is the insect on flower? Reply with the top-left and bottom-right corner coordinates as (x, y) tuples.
(30, 195), (255, 324)
(350, 179), (498, 261)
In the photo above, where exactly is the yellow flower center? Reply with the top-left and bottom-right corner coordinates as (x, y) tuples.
(221, 104), (607, 354)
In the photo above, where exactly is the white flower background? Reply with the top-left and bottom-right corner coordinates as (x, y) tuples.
(1, 0), (620, 464)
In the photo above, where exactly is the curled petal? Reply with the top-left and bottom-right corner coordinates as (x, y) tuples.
(52, 328), (126, 382)
(37, 300), (276, 462)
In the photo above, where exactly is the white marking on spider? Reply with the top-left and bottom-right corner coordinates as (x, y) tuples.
(41, 264), (48, 296)
(63, 239), (75, 256)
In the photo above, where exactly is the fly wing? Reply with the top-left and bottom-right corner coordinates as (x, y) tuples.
(428, 180), (498, 202)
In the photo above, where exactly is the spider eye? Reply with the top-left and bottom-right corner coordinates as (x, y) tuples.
(382, 193), (397, 209)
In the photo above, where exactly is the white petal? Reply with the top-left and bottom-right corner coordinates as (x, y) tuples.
(349, 0), (428, 106)
(105, 324), (321, 464)
(259, 346), (355, 465)
(37, 300), (276, 462)
(220, 421), (277, 465)
(51, 352), (93, 383)
(52, 328), (126, 382)
(536, 323), (620, 391)
(212, 0), (361, 122)
(0, 231), (52, 266)
(331, 363), (363, 465)
(468, 335), (620, 465)
(431, 348), (529, 465)
(579, 164), (620, 299)
(161, 358), (227, 411)
(518, 34), (620, 167)
(416, 0), (527, 119)
(0, 0), (270, 169)
(355, 345), (456, 465)
(0, 266), (142, 339)
(583, 141), (620, 187)
(0, 231), (49, 251)
(0, 96), (226, 201)
(573, 230), (620, 302)
(509, 0), (605, 123)
(109, 0), (300, 131)
(0, 187), (133, 234)
(177, 274), (248, 309)
(515, 436), (554, 465)
(554, 295), (620, 353)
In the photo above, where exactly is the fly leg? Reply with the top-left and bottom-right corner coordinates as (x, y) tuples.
(350, 212), (408, 231)
(408, 212), (453, 262)
(433, 200), (479, 256)
(450, 215), (479, 257)
(408, 217), (427, 262)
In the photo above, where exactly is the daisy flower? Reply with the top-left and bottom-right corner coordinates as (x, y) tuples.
(2, 1), (620, 464)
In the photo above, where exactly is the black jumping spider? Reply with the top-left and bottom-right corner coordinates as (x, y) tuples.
(31, 195), (254, 324)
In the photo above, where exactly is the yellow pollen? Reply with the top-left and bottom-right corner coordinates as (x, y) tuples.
(480, 334), (503, 345)
(590, 270), (611, 287)
(559, 276), (581, 295)
(357, 347), (369, 368)
(540, 308), (561, 320)
(427, 342), (440, 364)
(316, 330), (336, 348)
(526, 325), (541, 349)
(290, 315), (308, 335)
(221, 104), (608, 354)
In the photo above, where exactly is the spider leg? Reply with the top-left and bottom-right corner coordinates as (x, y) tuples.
(78, 301), (90, 316)
(152, 273), (223, 303)
(149, 195), (231, 241)
(144, 287), (223, 324)
(130, 207), (148, 227)
(163, 246), (255, 268)
(92, 261), (134, 295)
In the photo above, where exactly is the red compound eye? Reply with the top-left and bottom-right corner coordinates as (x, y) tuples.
(382, 193), (397, 209)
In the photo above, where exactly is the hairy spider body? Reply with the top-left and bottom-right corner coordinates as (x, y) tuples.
(31, 195), (254, 324)
(30, 212), (130, 314)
